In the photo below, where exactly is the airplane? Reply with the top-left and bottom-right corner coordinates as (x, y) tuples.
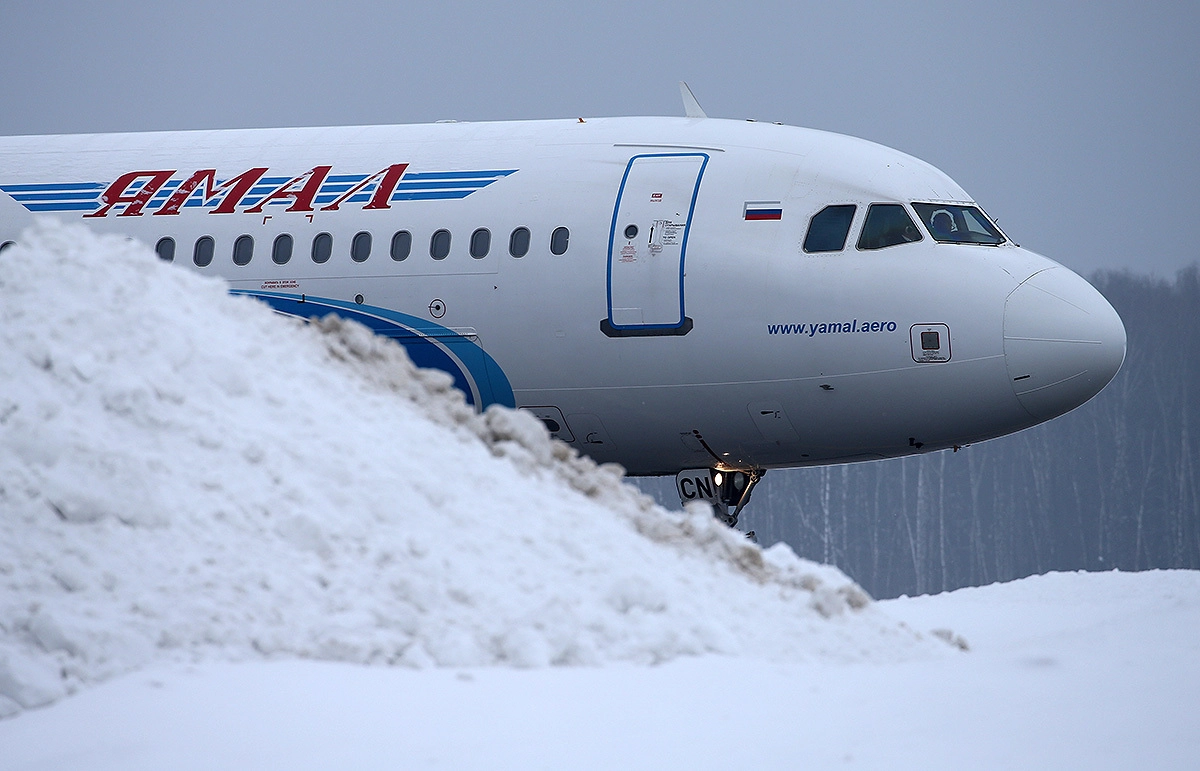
(0, 84), (1126, 525)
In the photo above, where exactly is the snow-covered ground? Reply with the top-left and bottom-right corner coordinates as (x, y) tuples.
(4, 569), (1198, 770)
(2, 221), (1198, 769)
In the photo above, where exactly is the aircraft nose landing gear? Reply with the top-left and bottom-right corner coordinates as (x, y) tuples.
(674, 468), (764, 529)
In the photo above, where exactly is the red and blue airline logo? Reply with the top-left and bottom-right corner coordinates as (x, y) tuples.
(0, 164), (517, 217)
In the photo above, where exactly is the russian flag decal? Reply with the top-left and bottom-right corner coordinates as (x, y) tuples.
(744, 201), (782, 221)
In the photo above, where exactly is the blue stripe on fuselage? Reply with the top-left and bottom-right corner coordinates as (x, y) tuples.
(231, 290), (515, 410)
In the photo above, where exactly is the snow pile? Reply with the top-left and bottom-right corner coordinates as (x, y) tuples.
(0, 220), (935, 717)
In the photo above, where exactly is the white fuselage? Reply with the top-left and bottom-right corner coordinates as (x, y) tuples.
(0, 117), (1126, 475)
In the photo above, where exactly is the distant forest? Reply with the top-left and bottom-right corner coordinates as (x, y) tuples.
(640, 267), (1200, 599)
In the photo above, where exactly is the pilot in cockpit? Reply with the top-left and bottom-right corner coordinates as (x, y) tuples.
(930, 210), (955, 239)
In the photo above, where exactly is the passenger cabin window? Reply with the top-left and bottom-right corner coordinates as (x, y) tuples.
(155, 237), (176, 262)
(272, 234), (293, 265)
(509, 227), (530, 257)
(550, 226), (570, 255)
(912, 203), (1006, 245)
(193, 236), (215, 267)
(312, 232), (332, 264)
(391, 230), (412, 261)
(351, 231), (372, 262)
(470, 228), (491, 259)
(803, 205), (856, 253)
(857, 204), (923, 250)
(233, 234), (254, 266)
(430, 229), (451, 260)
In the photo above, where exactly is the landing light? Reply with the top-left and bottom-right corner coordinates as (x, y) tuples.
(713, 471), (724, 486)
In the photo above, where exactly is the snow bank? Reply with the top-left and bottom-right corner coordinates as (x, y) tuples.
(0, 220), (934, 717)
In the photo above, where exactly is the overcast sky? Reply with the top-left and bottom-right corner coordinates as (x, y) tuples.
(1, 1), (1196, 276)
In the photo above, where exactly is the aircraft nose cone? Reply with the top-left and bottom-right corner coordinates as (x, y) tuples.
(1004, 267), (1127, 421)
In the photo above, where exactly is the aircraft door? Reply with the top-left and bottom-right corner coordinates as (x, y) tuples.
(603, 153), (708, 337)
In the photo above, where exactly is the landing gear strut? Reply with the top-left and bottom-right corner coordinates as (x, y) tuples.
(674, 468), (765, 528)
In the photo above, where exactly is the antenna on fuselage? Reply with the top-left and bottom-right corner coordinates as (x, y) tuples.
(679, 81), (708, 119)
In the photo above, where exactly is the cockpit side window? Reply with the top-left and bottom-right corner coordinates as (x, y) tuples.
(857, 204), (923, 250)
(803, 205), (857, 253)
(912, 203), (1006, 245)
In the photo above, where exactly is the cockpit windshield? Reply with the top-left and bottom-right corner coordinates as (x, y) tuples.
(912, 203), (1006, 245)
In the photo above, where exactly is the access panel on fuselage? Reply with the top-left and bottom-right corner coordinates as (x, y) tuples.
(604, 153), (707, 336)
